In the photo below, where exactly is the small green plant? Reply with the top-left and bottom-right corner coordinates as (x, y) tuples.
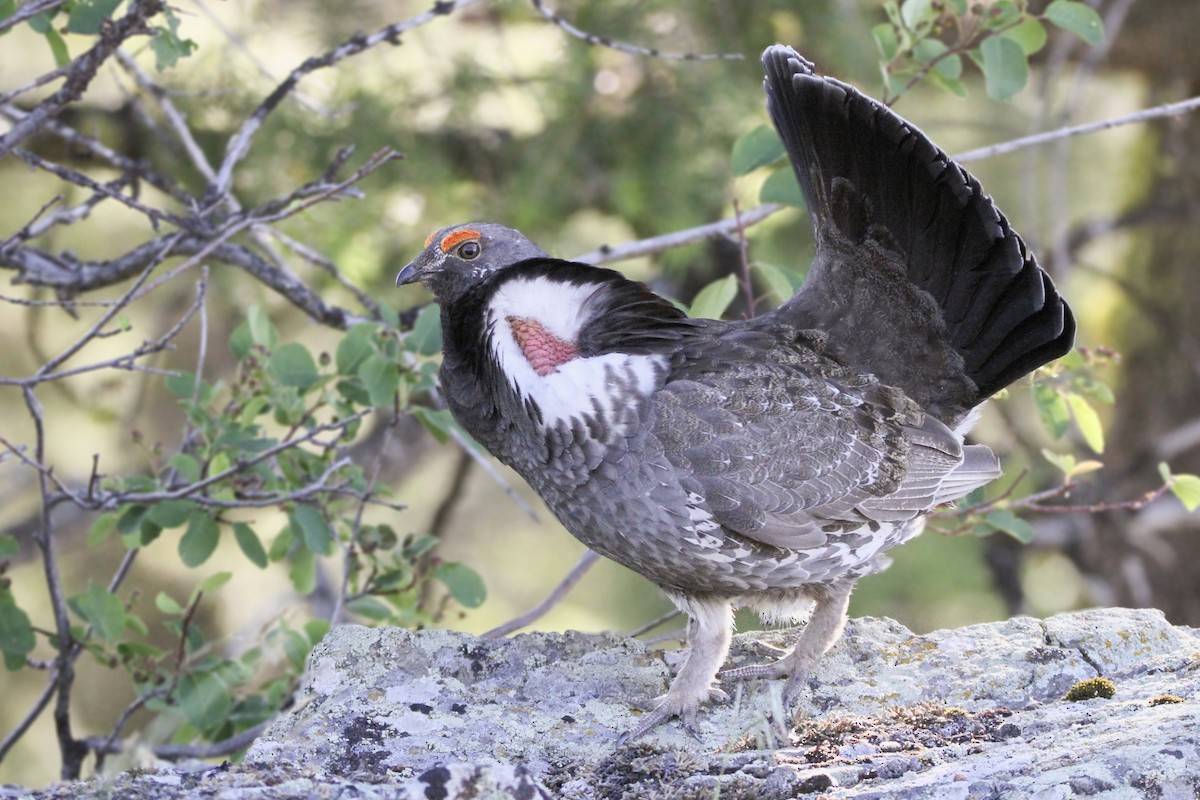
(0, 304), (485, 774)
(1064, 676), (1116, 701)
(874, 0), (1104, 102)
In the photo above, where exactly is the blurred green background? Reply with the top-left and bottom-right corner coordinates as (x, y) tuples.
(4, 0), (1200, 788)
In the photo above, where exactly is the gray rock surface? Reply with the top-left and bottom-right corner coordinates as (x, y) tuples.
(19, 607), (1200, 799)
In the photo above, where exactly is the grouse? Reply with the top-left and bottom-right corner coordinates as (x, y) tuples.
(396, 45), (1075, 742)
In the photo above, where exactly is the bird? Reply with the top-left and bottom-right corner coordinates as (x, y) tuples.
(395, 44), (1075, 743)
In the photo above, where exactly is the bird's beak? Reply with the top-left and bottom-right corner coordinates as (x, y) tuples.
(395, 261), (423, 287)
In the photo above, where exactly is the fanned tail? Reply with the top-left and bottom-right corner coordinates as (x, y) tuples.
(761, 45), (1075, 424)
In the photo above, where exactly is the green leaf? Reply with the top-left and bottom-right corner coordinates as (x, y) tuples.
(900, 0), (935, 31)
(40, 26), (70, 67)
(754, 262), (801, 304)
(165, 371), (197, 400)
(148, 499), (197, 529)
(268, 525), (294, 562)
(65, 0), (123, 34)
(346, 596), (393, 621)
(169, 453), (202, 483)
(270, 343), (320, 390)
(194, 571), (232, 597)
(0, 534), (17, 559)
(1065, 393), (1105, 453)
(247, 306), (278, 350)
(290, 504), (334, 556)
(1002, 17), (1048, 55)
(1170, 474), (1200, 512)
(281, 625), (311, 669)
(178, 513), (220, 568)
(1158, 462), (1173, 483)
(432, 562), (487, 608)
(155, 591), (184, 616)
(980, 36), (1028, 101)
(405, 304), (443, 356)
(0, 589), (35, 665)
(289, 547), (317, 594)
(69, 581), (126, 642)
(924, 70), (968, 98)
(1044, 0), (1104, 45)
(229, 321), (253, 360)
(233, 523), (268, 569)
(304, 618), (330, 644)
(731, 125), (785, 176)
(336, 323), (378, 375)
(150, 7), (196, 71)
(412, 407), (457, 445)
(358, 353), (400, 407)
(687, 275), (738, 320)
(759, 167), (806, 208)
(1074, 377), (1115, 406)
(1042, 448), (1075, 476)
(1034, 384), (1072, 438)
(982, 0), (1021, 29)
(983, 509), (1036, 544)
(177, 671), (232, 732)
(873, 23), (899, 60)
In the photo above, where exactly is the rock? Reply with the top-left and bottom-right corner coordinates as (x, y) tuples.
(21, 608), (1200, 799)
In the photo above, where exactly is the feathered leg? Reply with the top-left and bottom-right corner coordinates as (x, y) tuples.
(721, 578), (854, 708)
(618, 596), (732, 744)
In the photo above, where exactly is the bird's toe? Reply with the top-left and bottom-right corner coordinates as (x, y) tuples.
(719, 659), (791, 683)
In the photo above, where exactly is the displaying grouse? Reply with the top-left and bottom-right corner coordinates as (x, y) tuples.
(395, 45), (1075, 742)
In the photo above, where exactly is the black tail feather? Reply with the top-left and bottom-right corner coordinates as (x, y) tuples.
(762, 45), (1074, 421)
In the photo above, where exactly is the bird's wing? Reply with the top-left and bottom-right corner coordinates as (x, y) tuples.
(650, 329), (992, 552)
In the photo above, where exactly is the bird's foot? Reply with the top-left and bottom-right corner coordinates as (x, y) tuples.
(617, 687), (729, 746)
(720, 657), (812, 709)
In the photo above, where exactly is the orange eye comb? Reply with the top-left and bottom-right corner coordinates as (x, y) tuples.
(439, 228), (481, 253)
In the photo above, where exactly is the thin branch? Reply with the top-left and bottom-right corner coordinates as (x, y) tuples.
(0, 0), (70, 35)
(527, 0), (741, 61)
(0, 102), (192, 204)
(574, 203), (782, 265)
(12, 149), (192, 231)
(731, 198), (757, 318)
(482, 550), (600, 638)
(0, 671), (58, 763)
(113, 49), (222, 188)
(0, 0), (163, 158)
(954, 94), (1200, 164)
(83, 719), (270, 760)
(626, 608), (682, 639)
(214, 0), (479, 194)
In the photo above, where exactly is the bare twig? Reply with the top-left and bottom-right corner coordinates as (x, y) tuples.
(627, 608), (682, 639)
(0, 0), (70, 35)
(84, 719), (270, 759)
(0, 0), (163, 158)
(482, 550), (600, 638)
(528, 0), (741, 61)
(954, 94), (1200, 163)
(731, 198), (757, 318)
(214, 0), (479, 194)
(0, 672), (58, 763)
(574, 203), (782, 265)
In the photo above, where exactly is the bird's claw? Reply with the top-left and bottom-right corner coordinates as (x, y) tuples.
(617, 688), (729, 745)
(720, 659), (811, 720)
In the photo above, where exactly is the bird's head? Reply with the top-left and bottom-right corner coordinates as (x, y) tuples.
(396, 222), (549, 303)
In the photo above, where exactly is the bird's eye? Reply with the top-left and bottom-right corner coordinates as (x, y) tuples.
(456, 240), (481, 260)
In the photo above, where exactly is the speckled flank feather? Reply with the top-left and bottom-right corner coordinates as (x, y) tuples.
(396, 46), (1074, 742)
